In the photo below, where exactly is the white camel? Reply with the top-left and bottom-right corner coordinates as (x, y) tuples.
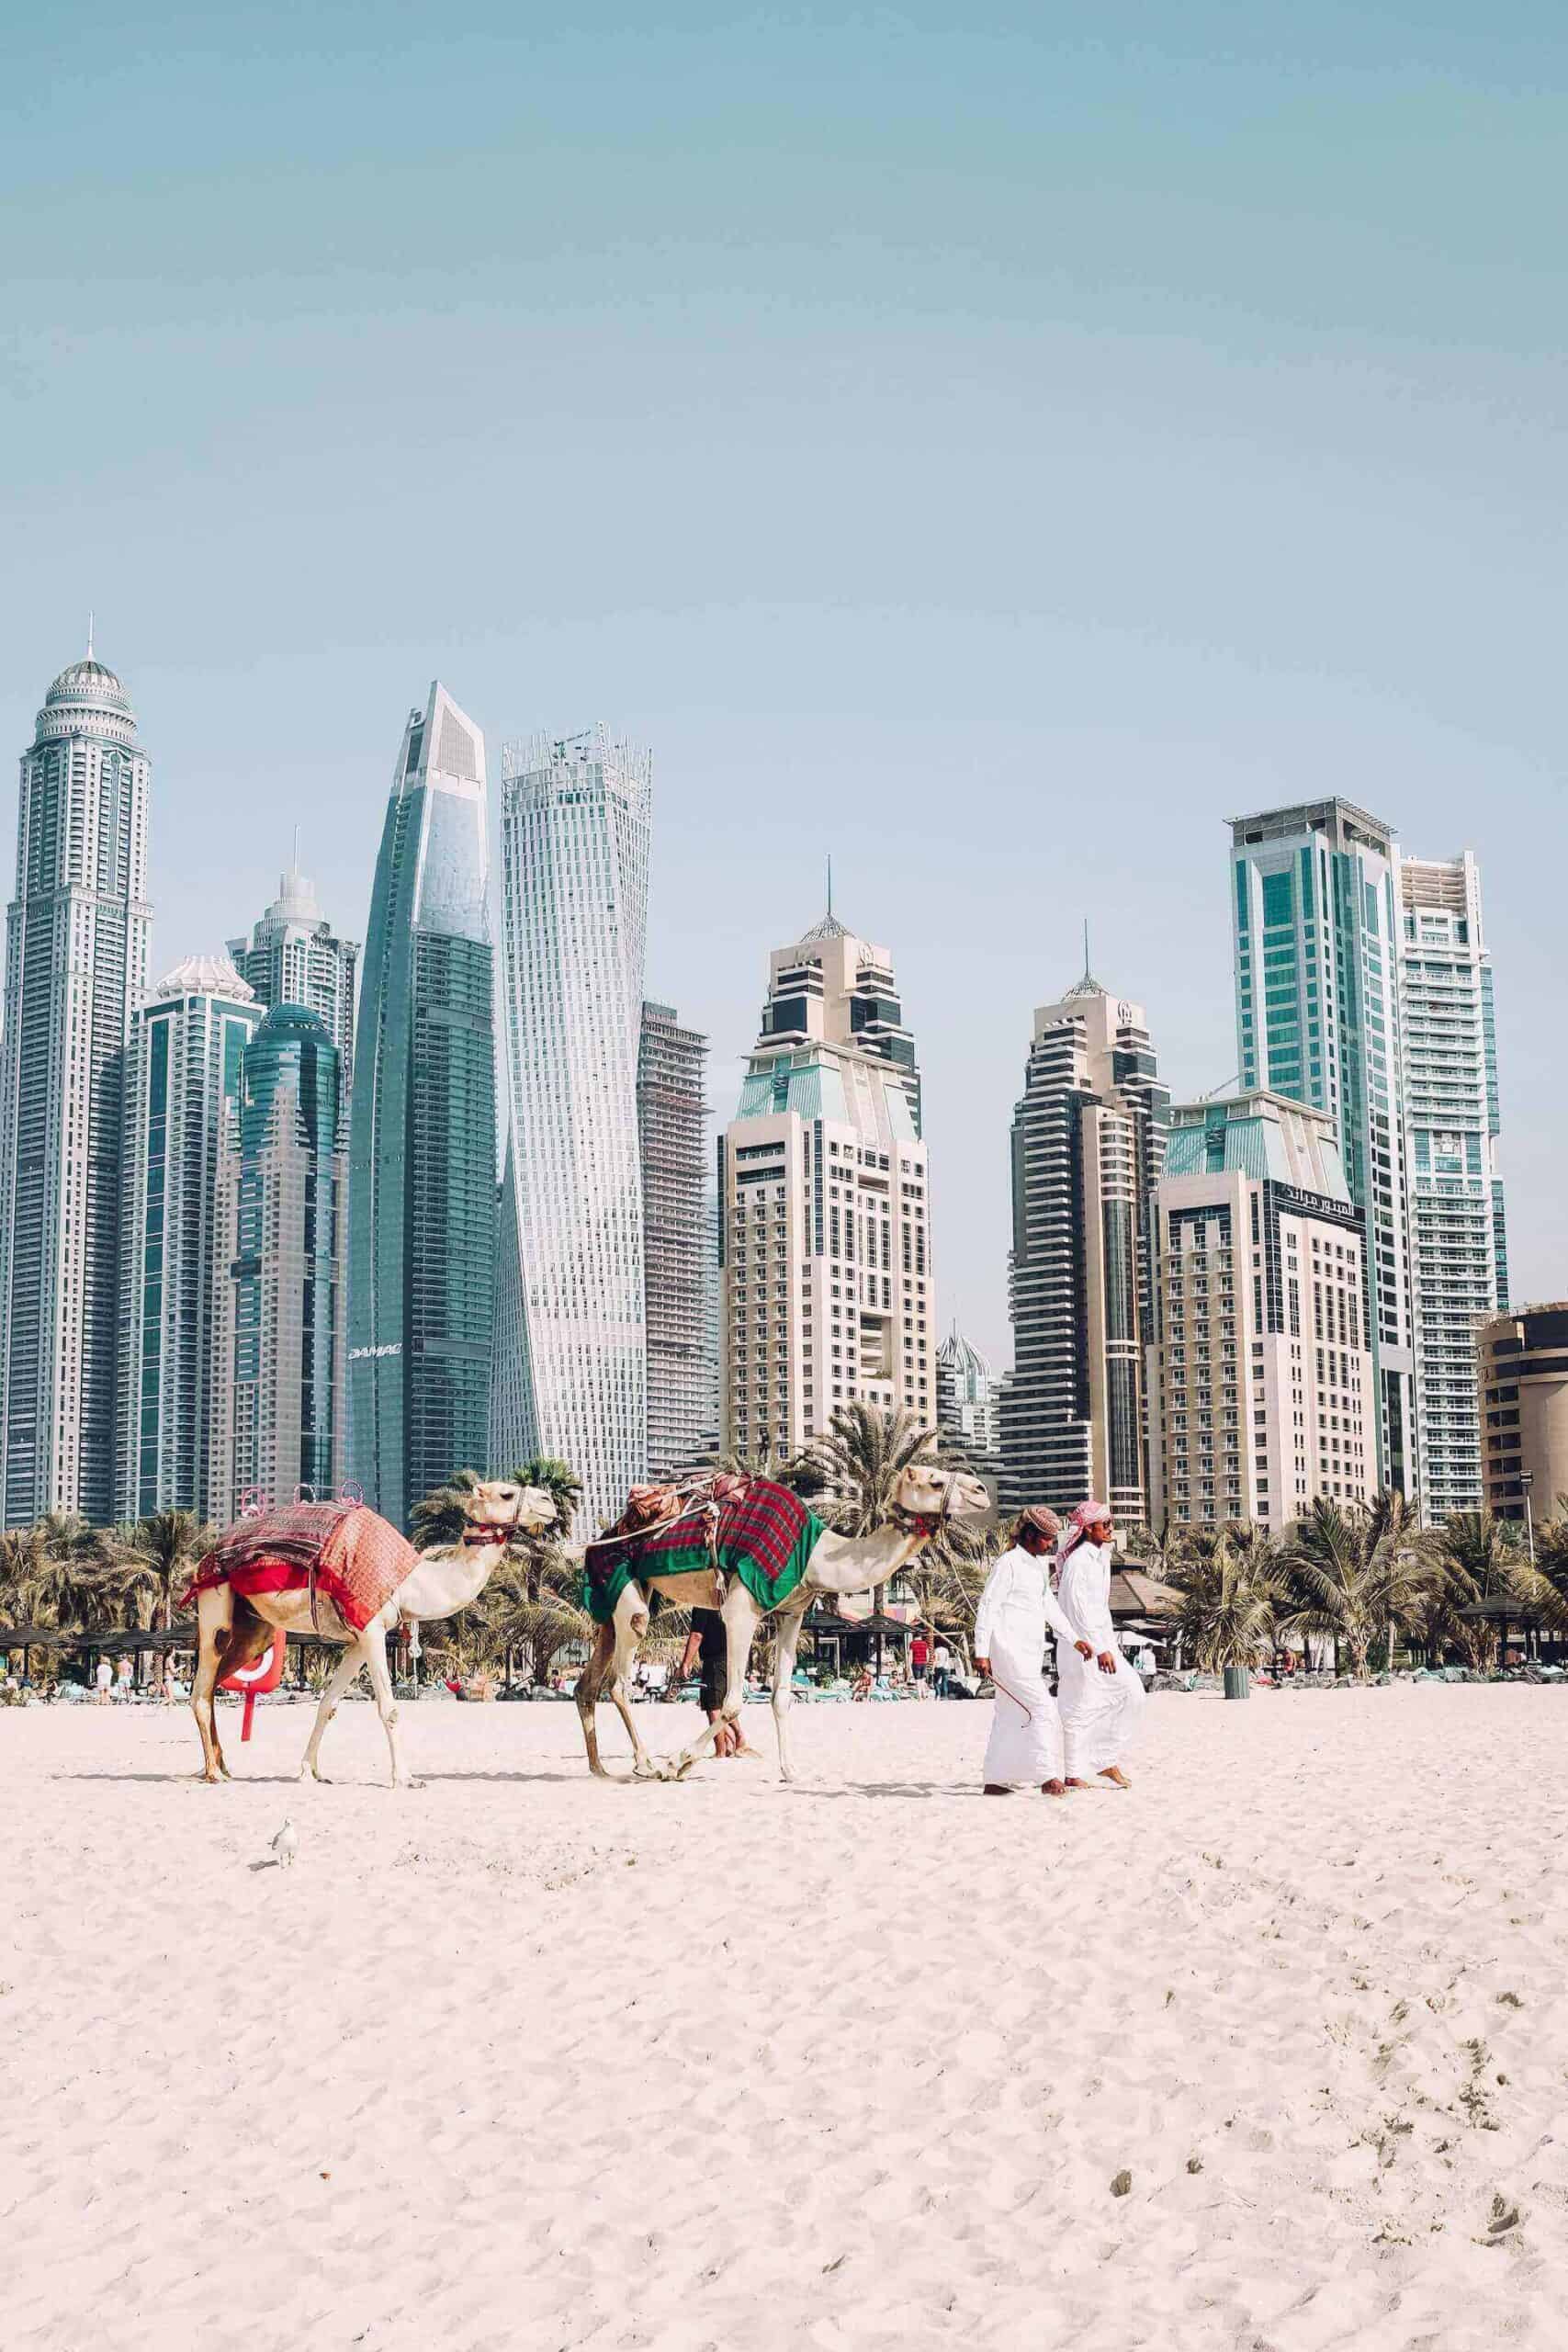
(575, 1463), (990, 1782)
(190, 1478), (557, 1788)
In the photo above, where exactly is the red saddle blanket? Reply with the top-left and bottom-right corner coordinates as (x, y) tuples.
(183, 1503), (419, 1634)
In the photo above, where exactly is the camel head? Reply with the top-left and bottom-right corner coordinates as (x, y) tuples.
(458, 1478), (558, 1546)
(891, 1462), (991, 1532)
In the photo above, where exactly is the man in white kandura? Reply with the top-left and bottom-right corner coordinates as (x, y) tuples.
(973, 1507), (1094, 1799)
(1054, 1499), (1145, 1792)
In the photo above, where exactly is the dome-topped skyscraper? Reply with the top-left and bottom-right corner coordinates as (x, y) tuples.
(228, 846), (359, 1089)
(0, 639), (152, 1525)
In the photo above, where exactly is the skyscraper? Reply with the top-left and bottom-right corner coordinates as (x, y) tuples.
(637, 1000), (712, 1477)
(0, 649), (152, 1526)
(227, 855), (359, 1087)
(1148, 1091), (1375, 1530)
(718, 909), (934, 1464)
(936, 1326), (1002, 1461)
(1396, 852), (1507, 1520)
(348, 684), (496, 1528)
(209, 1003), (347, 1520)
(1229, 800), (1417, 1498)
(116, 956), (261, 1521)
(492, 728), (651, 1528)
(999, 968), (1167, 1521)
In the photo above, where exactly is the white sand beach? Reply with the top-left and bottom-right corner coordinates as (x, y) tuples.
(3, 1685), (1565, 2352)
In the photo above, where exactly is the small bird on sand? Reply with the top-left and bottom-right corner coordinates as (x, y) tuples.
(271, 1817), (299, 1870)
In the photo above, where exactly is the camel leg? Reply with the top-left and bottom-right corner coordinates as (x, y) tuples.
(191, 1586), (233, 1782)
(668, 1585), (761, 1781)
(298, 1642), (359, 1782)
(574, 1588), (655, 1780)
(606, 1587), (658, 1779)
(361, 1625), (413, 1788)
(574, 1624), (615, 1778)
(771, 1596), (811, 1785)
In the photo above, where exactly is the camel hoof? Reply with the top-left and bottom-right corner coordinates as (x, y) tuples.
(393, 1776), (424, 1792)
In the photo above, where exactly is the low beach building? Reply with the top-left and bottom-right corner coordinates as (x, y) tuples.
(1479, 1303), (1568, 1525)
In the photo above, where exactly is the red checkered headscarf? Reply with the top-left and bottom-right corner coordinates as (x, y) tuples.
(1057, 1498), (1112, 1568)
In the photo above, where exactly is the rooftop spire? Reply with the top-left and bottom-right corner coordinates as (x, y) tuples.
(86, 609), (94, 660)
(1064, 917), (1108, 1000)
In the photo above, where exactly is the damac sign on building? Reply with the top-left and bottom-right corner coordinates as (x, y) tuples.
(349, 1343), (402, 1359)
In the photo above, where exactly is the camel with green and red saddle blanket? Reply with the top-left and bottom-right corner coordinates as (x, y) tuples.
(576, 1464), (989, 1781)
(184, 1479), (558, 1787)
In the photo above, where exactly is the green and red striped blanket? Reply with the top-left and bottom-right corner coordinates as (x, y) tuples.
(583, 1477), (824, 1624)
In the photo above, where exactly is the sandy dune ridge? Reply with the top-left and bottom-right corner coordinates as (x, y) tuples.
(2, 1685), (1565, 2351)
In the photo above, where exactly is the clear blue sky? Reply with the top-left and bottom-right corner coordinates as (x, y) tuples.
(4, 3), (1563, 1363)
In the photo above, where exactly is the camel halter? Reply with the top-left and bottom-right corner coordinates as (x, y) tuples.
(893, 1466), (960, 1538)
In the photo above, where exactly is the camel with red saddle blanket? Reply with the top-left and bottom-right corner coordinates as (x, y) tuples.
(577, 1464), (989, 1782)
(186, 1478), (557, 1787)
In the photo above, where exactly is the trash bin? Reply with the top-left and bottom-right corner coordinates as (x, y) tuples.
(1223, 1665), (1251, 1702)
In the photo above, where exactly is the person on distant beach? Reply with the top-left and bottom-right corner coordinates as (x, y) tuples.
(931, 1639), (953, 1698)
(680, 1609), (760, 1759)
(973, 1507), (1089, 1797)
(94, 1657), (113, 1705)
(1054, 1501), (1145, 1792)
(910, 1633), (930, 1683)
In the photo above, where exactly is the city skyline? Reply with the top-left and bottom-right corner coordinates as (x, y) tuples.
(0, 634), (1551, 1405)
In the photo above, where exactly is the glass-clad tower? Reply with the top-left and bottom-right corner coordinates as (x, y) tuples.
(348, 684), (495, 1528)
(116, 956), (261, 1521)
(493, 728), (651, 1529)
(1397, 852), (1507, 1520)
(1230, 801), (1417, 1498)
(0, 650), (152, 1525)
(209, 1003), (346, 1518)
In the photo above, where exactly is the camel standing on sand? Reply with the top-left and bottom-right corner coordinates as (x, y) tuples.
(190, 1478), (557, 1788)
(576, 1463), (990, 1782)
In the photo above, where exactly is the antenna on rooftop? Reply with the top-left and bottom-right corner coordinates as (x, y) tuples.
(827, 852), (833, 920)
(1083, 919), (1091, 984)
(86, 609), (95, 661)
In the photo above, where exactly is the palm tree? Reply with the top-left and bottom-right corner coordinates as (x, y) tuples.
(805, 1402), (938, 1537)
(1170, 1530), (1285, 1670)
(479, 1550), (599, 1688)
(0, 1513), (109, 1631)
(1421, 1510), (1528, 1669)
(1277, 1497), (1435, 1679)
(804, 1400), (989, 1620)
(100, 1508), (214, 1631)
(501, 1457), (582, 1546)
(408, 1461), (591, 1686)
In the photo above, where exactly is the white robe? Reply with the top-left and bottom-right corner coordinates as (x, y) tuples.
(973, 1547), (1077, 1787)
(1054, 1538), (1146, 1778)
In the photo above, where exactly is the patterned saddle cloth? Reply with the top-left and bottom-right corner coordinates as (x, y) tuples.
(583, 1476), (824, 1625)
(184, 1503), (419, 1634)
